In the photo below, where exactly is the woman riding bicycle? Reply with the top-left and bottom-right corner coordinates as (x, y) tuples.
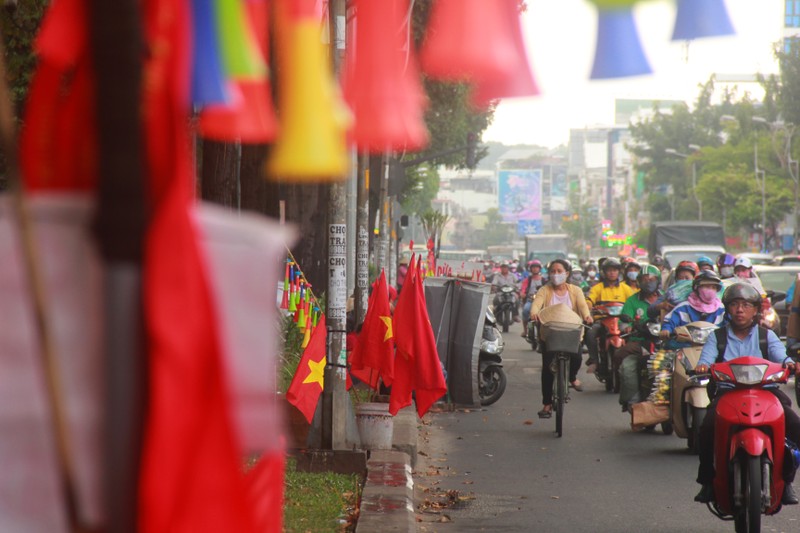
(529, 259), (593, 418)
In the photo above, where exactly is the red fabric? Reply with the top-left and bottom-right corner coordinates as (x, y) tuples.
(245, 451), (285, 533)
(19, 0), (96, 192)
(350, 270), (395, 390)
(286, 315), (327, 424)
(137, 1), (257, 532)
(389, 255), (447, 417)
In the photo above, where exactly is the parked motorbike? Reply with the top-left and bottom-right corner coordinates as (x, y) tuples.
(592, 301), (628, 393)
(479, 308), (507, 406)
(697, 357), (795, 532)
(493, 285), (516, 333)
(669, 321), (716, 453)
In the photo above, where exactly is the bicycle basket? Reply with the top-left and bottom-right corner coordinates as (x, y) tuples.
(540, 321), (583, 354)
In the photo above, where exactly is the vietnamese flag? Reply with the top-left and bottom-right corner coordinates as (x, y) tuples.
(350, 270), (395, 389)
(389, 255), (447, 417)
(287, 314), (327, 423)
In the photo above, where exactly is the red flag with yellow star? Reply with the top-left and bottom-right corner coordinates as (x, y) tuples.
(350, 270), (395, 389)
(287, 314), (327, 423)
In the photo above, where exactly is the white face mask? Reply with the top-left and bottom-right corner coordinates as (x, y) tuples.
(720, 266), (734, 278)
(551, 273), (567, 285)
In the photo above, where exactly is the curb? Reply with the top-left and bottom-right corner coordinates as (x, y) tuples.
(356, 407), (418, 532)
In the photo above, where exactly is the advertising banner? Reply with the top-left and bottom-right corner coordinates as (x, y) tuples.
(498, 169), (541, 223)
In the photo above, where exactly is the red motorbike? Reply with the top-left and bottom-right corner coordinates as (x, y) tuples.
(592, 301), (628, 393)
(703, 356), (794, 532)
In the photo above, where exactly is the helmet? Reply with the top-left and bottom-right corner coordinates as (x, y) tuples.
(500, 261), (510, 268)
(675, 260), (699, 277)
(528, 259), (542, 269)
(716, 253), (736, 268)
(548, 258), (572, 273)
(602, 257), (621, 271)
(722, 282), (761, 308)
(696, 255), (714, 268)
(641, 264), (660, 278)
(734, 257), (753, 269)
(624, 259), (641, 271)
(692, 270), (722, 292)
(651, 255), (665, 268)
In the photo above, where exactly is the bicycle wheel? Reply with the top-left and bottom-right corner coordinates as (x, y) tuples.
(556, 356), (566, 437)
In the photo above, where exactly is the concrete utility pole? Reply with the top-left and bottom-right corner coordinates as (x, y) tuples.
(355, 154), (370, 325)
(322, 0), (355, 450)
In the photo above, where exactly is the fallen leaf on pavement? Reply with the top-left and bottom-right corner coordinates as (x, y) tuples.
(523, 419), (533, 425)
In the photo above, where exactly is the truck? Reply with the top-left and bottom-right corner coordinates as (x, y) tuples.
(648, 221), (726, 268)
(524, 233), (569, 266)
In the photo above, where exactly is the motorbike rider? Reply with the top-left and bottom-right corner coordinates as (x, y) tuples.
(694, 283), (800, 505)
(585, 257), (635, 374)
(696, 256), (715, 272)
(659, 271), (725, 349)
(529, 259), (593, 418)
(492, 261), (521, 323)
(568, 268), (590, 295)
(716, 253), (736, 280)
(584, 263), (600, 289)
(650, 260), (699, 318)
(612, 265), (663, 375)
(520, 260), (547, 336)
(622, 258), (642, 292)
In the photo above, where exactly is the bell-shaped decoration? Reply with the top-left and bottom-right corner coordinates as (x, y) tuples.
(215, 0), (266, 79)
(671, 0), (735, 41)
(199, 79), (278, 143)
(590, 7), (652, 79)
(469, 0), (540, 108)
(420, 0), (517, 83)
(190, 0), (228, 106)
(342, 0), (429, 153)
(267, 0), (349, 180)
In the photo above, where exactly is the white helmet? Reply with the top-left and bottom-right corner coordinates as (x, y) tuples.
(734, 257), (752, 269)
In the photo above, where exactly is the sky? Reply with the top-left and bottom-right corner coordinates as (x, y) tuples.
(483, 0), (786, 148)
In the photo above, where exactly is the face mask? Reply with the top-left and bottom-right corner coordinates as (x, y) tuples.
(720, 266), (734, 278)
(626, 271), (639, 281)
(587, 271), (597, 279)
(551, 273), (567, 285)
(736, 270), (749, 279)
(642, 280), (659, 294)
(571, 273), (583, 283)
(698, 286), (718, 303)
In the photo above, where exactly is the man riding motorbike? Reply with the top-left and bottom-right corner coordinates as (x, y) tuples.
(716, 253), (736, 280)
(622, 258), (642, 292)
(585, 257), (635, 374)
(492, 261), (520, 323)
(521, 260), (547, 336)
(694, 283), (800, 505)
(612, 265), (663, 376)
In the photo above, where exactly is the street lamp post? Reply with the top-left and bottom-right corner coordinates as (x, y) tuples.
(665, 144), (702, 220)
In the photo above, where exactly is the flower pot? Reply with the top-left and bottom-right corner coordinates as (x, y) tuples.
(355, 402), (394, 450)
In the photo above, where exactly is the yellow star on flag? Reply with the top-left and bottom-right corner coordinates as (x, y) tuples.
(302, 357), (325, 389)
(380, 315), (393, 342)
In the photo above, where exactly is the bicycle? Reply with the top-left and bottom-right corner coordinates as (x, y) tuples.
(539, 320), (585, 437)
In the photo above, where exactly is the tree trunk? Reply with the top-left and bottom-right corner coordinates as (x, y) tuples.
(240, 144), (268, 214)
(200, 139), (239, 208)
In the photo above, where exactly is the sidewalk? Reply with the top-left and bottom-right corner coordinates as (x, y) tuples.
(356, 406), (419, 532)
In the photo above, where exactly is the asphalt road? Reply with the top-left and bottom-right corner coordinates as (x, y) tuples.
(414, 333), (800, 533)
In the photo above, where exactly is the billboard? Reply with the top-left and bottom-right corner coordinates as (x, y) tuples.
(498, 169), (541, 223)
(550, 165), (568, 211)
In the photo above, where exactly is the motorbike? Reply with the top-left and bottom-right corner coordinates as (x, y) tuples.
(697, 357), (795, 532)
(617, 319), (662, 412)
(592, 301), (628, 393)
(479, 308), (507, 406)
(786, 342), (800, 407)
(493, 285), (517, 333)
(669, 321), (716, 452)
